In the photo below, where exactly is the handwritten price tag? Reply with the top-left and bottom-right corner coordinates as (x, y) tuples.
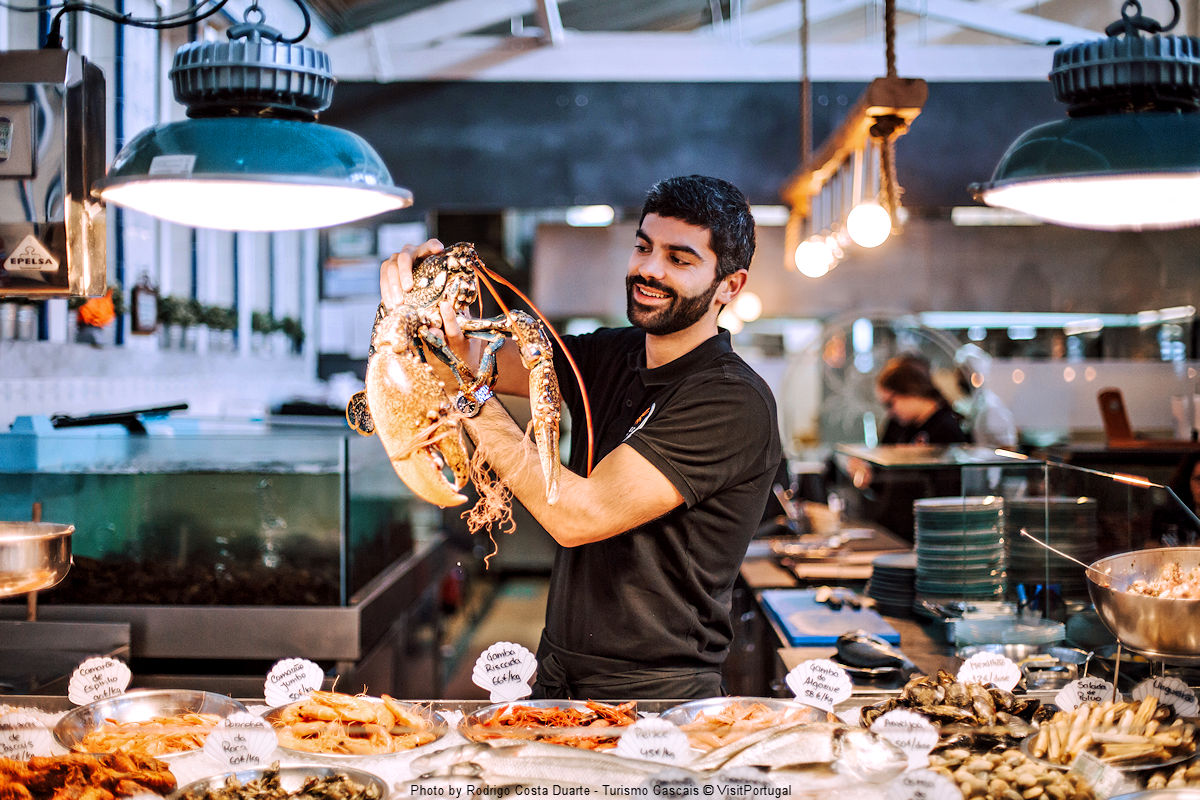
(1132, 676), (1199, 718)
(871, 709), (940, 769)
(471, 641), (536, 702)
(203, 712), (277, 769)
(1069, 752), (1138, 799)
(0, 713), (54, 760)
(1055, 677), (1119, 711)
(264, 658), (324, 708)
(785, 658), (853, 712)
(957, 653), (1021, 692)
(614, 717), (690, 765)
(68, 657), (132, 705)
(886, 770), (962, 800)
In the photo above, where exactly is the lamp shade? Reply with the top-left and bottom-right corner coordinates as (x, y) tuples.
(96, 117), (412, 231)
(973, 111), (1200, 231)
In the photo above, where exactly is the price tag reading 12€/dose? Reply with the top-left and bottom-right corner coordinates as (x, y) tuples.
(786, 658), (853, 712)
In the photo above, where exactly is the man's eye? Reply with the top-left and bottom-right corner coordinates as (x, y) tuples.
(634, 243), (650, 253)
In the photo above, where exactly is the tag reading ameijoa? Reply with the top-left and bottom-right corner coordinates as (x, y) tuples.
(614, 717), (690, 765)
(0, 713), (54, 760)
(957, 652), (1021, 692)
(1132, 676), (1200, 718)
(263, 658), (324, 708)
(67, 657), (132, 705)
(471, 641), (537, 702)
(202, 712), (277, 769)
(871, 709), (940, 768)
(785, 658), (853, 712)
(885, 769), (962, 800)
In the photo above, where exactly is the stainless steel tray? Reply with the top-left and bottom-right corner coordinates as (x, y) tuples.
(172, 764), (387, 800)
(54, 688), (246, 757)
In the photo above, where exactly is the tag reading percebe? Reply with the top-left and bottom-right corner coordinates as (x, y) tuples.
(471, 641), (537, 702)
(203, 711), (277, 768)
(785, 658), (853, 712)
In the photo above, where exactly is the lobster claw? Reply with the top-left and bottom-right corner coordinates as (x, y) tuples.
(363, 347), (470, 507)
(529, 360), (562, 506)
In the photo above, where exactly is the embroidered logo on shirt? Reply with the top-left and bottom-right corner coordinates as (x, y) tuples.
(624, 402), (656, 441)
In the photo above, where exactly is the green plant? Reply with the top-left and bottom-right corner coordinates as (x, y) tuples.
(251, 310), (277, 334)
(203, 304), (237, 331)
(182, 298), (204, 327)
(157, 295), (181, 326)
(109, 285), (127, 317)
(280, 316), (304, 351)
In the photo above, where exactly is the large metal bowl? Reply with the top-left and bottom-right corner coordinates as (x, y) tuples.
(0, 522), (72, 597)
(171, 764), (388, 800)
(1087, 547), (1200, 663)
(54, 688), (247, 757)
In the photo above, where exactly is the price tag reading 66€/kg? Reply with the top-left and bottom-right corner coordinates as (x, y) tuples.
(786, 658), (853, 712)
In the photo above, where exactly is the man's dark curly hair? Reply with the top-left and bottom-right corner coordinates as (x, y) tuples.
(639, 175), (756, 279)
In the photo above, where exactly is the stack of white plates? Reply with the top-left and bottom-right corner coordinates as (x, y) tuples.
(1005, 496), (1098, 600)
(914, 496), (1006, 600)
(867, 551), (916, 617)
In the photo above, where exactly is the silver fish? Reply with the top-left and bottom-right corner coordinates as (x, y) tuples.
(412, 741), (704, 788)
(690, 722), (906, 782)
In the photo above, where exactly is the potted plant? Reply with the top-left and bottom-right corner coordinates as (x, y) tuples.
(280, 316), (304, 355)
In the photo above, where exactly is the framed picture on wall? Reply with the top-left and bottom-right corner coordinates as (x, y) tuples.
(131, 275), (159, 334)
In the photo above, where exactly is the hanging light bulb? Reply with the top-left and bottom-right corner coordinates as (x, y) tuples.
(794, 236), (836, 278)
(732, 290), (762, 322)
(846, 201), (892, 247)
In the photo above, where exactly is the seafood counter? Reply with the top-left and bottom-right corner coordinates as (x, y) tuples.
(4, 679), (1200, 800)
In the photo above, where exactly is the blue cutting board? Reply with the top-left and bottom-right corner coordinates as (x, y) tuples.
(760, 589), (901, 646)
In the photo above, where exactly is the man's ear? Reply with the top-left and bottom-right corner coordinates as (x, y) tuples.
(715, 270), (749, 306)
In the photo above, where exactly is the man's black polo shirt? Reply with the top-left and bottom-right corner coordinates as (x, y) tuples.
(543, 326), (782, 670)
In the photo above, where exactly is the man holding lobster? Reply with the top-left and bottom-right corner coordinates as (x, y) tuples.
(379, 175), (781, 699)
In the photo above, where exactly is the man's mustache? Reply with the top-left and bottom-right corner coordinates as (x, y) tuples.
(628, 277), (676, 298)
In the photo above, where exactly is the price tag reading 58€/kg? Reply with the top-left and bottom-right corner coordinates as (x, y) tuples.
(786, 659), (853, 712)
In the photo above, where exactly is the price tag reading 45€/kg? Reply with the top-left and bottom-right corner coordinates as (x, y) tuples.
(786, 659), (853, 712)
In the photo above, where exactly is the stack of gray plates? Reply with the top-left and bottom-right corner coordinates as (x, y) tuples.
(1005, 496), (1098, 600)
(914, 496), (1006, 600)
(867, 551), (916, 617)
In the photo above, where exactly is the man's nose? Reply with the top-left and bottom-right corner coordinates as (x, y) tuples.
(636, 253), (668, 280)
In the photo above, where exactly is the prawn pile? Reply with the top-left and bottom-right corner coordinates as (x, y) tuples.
(676, 701), (828, 750)
(77, 711), (221, 758)
(0, 752), (175, 800)
(462, 701), (637, 750)
(269, 690), (442, 755)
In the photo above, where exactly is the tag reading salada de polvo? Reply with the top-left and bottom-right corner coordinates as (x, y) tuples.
(0, 713), (54, 760)
(885, 769), (962, 800)
(614, 717), (691, 765)
(68, 657), (132, 705)
(1132, 676), (1200, 718)
(264, 658), (324, 708)
(471, 641), (536, 702)
(957, 652), (1021, 692)
(785, 658), (853, 712)
(871, 709), (940, 769)
(203, 712), (277, 769)
(1055, 676), (1119, 711)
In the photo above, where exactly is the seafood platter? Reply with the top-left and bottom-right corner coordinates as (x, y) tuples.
(458, 698), (638, 750)
(264, 690), (448, 757)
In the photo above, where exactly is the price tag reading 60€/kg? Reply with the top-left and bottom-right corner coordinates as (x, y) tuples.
(786, 658), (853, 712)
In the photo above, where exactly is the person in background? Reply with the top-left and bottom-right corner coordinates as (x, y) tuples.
(876, 353), (971, 446)
(378, 175), (782, 699)
(1152, 450), (1200, 546)
(953, 344), (1018, 449)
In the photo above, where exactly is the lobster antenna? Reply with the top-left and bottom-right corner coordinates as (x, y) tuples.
(474, 263), (595, 478)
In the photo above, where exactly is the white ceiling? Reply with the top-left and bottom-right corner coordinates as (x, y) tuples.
(244, 0), (1190, 83)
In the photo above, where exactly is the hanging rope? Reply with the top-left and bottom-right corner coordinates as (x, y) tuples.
(800, 0), (811, 167)
(875, 0), (901, 225)
(884, 0), (897, 78)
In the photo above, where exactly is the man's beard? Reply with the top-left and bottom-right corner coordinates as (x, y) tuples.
(626, 274), (721, 335)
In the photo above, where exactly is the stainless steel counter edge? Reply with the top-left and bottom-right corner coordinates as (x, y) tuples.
(0, 537), (448, 661)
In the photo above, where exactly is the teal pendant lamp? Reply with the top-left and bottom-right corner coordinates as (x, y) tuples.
(96, 6), (411, 231)
(972, 0), (1200, 231)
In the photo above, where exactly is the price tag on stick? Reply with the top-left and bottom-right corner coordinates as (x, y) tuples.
(957, 652), (1021, 692)
(871, 709), (939, 769)
(264, 658), (324, 708)
(472, 641), (537, 702)
(1132, 677), (1199, 718)
(785, 658), (853, 712)
(1055, 677), (1119, 711)
(68, 657), (132, 705)
(614, 717), (690, 765)
(886, 770), (962, 800)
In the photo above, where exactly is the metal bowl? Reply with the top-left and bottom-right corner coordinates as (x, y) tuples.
(459, 698), (637, 747)
(1087, 547), (1200, 663)
(0, 522), (72, 597)
(54, 689), (247, 757)
(264, 698), (448, 758)
(171, 764), (388, 800)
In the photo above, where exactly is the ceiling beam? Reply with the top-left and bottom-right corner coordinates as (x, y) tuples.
(326, 32), (1064, 82)
(697, 0), (868, 43)
(893, 0), (1098, 44)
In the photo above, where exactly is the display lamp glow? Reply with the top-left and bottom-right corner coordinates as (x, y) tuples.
(846, 201), (892, 248)
(972, 0), (1200, 231)
(794, 236), (836, 278)
(95, 4), (412, 231)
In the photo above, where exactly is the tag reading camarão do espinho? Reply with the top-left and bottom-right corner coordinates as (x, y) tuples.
(0, 712), (55, 760)
(472, 641), (537, 702)
(68, 656), (132, 705)
(264, 658), (324, 708)
(957, 652), (1021, 692)
(786, 658), (853, 712)
(203, 711), (278, 769)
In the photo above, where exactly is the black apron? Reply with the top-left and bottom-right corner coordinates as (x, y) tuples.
(531, 633), (723, 700)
